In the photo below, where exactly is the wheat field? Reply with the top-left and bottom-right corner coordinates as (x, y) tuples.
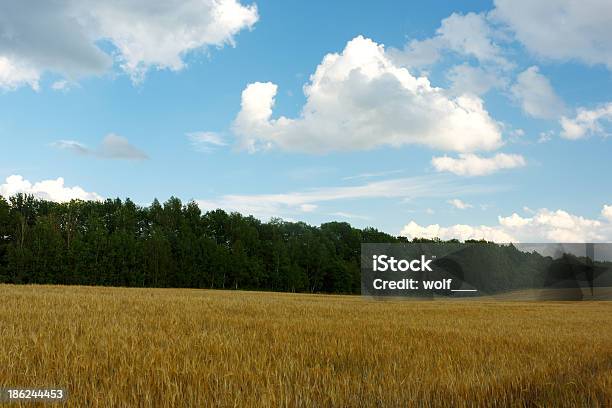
(0, 284), (611, 407)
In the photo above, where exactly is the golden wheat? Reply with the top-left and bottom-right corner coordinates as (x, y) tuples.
(0, 284), (610, 407)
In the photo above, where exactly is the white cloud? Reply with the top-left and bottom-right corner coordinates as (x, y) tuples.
(560, 103), (612, 139)
(511, 66), (565, 119)
(187, 131), (227, 152)
(388, 37), (441, 68)
(446, 64), (507, 96)
(390, 12), (509, 69)
(498, 209), (606, 242)
(499, 212), (531, 228)
(233, 36), (503, 153)
(52, 140), (90, 155)
(197, 175), (497, 220)
(0, 56), (41, 91)
(53, 134), (148, 160)
(400, 221), (515, 243)
(0, 0), (258, 89)
(401, 205), (612, 242)
(448, 198), (472, 210)
(0, 175), (102, 202)
(602, 205), (612, 222)
(431, 153), (526, 176)
(491, 0), (612, 70)
(434, 12), (509, 66)
(88, 0), (258, 83)
(50, 79), (76, 91)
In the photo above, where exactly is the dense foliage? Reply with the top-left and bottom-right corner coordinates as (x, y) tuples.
(2, 194), (609, 294)
(0, 194), (404, 293)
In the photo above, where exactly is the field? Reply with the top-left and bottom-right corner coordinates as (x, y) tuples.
(1, 285), (611, 407)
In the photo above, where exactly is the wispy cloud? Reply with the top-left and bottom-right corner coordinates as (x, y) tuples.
(342, 169), (406, 181)
(53, 134), (148, 160)
(187, 131), (227, 152)
(197, 175), (506, 221)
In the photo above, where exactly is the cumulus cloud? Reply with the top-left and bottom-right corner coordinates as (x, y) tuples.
(491, 0), (612, 70)
(498, 209), (607, 242)
(0, 175), (102, 202)
(233, 36), (502, 153)
(448, 199), (472, 210)
(401, 221), (515, 243)
(560, 103), (612, 139)
(88, 0), (258, 83)
(0, 2), (112, 90)
(187, 131), (227, 152)
(510, 66), (565, 119)
(0, 0), (258, 89)
(431, 153), (526, 176)
(390, 12), (510, 69)
(401, 205), (612, 242)
(53, 134), (148, 160)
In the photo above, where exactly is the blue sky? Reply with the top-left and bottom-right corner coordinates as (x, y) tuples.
(1, 0), (612, 242)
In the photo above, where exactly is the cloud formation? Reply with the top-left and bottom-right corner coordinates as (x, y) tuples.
(511, 66), (565, 119)
(0, 0), (258, 89)
(401, 221), (515, 243)
(560, 103), (612, 139)
(187, 131), (227, 152)
(53, 134), (148, 160)
(491, 0), (612, 70)
(0, 175), (102, 202)
(389, 12), (509, 69)
(602, 205), (612, 222)
(446, 64), (507, 96)
(431, 153), (526, 176)
(448, 199), (472, 210)
(401, 205), (612, 242)
(233, 36), (502, 153)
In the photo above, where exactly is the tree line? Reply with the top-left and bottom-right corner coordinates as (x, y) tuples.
(0, 194), (404, 293)
(3, 194), (609, 295)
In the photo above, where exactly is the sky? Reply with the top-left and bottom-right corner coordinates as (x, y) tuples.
(1, 0), (612, 242)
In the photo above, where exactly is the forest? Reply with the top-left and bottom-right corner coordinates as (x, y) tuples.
(1, 194), (609, 294)
(0, 194), (404, 293)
